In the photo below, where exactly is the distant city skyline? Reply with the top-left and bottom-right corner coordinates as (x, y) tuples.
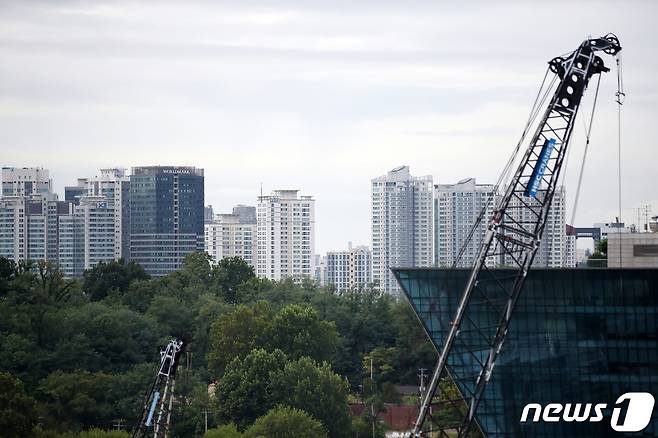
(2, 1), (657, 253)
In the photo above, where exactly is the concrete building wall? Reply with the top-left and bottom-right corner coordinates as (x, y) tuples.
(371, 166), (433, 295)
(205, 213), (257, 268)
(434, 178), (496, 268)
(608, 233), (658, 268)
(256, 190), (315, 281)
(326, 244), (372, 291)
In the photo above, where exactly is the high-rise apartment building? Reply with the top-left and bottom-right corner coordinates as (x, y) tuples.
(58, 196), (116, 277)
(434, 178), (496, 267)
(326, 243), (372, 291)
(129, 166), (204, 277)
(204, 205), (214, 223)
(371, 166), (433, 295)
(0, 168), (66, 263)
(54, 169), (131, 277)
(256, 190), (315, 281)
(433, 179), (571, 269)
(1, 167), (52, 197)
(504, 186), (567, 268)
(564, 225), (577, 268)
(313, 254), (327, 286)
(64, 178), (87, 205)
(81, 169), (130, 260)
(232, 205), (257, 224)
(58, 203), (83, 278)
(205, 211), (257, 268)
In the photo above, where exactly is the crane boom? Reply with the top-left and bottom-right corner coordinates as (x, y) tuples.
(411, 34), (621, 437)
(132, 339), (185, 438)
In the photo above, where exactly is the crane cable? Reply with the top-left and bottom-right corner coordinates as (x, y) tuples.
(616, 53), (626, 274)
(453, 66), (558, 267)
(568, 73), (602, 227)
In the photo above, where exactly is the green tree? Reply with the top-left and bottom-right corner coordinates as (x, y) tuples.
(363, 347), (397, 385)
(213, 257), (255, 304)
(204, 424), (243, 438)
(324, 288), (397, 386)
(0, 256), (17, 297)
(215, 349), (288, 429)
(82, 259), (149, 301)
(268, 304), (338, 362)
(351, 415), (385, 438)
(0, 372), (38, 437)
(391, 303), (436, 384)
(588, 238), (608, 267)
(38, 365), (152, 431)
(146, 294), (194, 338)
(270, 357), (351, 438)
(121, 279), (156, 313)
(244, 406), (327, 438)
(179, 252), (214, 288)
(207, 302), (273, 377)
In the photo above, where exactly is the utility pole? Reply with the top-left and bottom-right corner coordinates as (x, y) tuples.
(203, 409), (208, 433)
(417, 368), (427, 401)
(418, 367), (429, 436)
(643, 205), (652, 232)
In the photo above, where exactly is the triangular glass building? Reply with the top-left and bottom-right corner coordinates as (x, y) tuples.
(394, 268), (658, 437)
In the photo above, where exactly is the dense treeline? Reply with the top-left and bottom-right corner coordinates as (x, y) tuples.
(0, 253), (436, 437)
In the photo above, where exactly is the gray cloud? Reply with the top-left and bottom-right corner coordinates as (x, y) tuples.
(1, 0), (657, 252)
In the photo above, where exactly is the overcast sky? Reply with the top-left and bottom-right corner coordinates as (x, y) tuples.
(1, 1), (657, 253)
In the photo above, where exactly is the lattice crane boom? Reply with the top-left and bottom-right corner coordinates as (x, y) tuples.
(411, 34), (621, 438)
(132, 339), (185, 438)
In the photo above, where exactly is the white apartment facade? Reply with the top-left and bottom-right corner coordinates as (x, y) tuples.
(0, 168), (64, 263)
(58, 196), (116, 277)
(326, 243), (372, 291)
(257, 190), (315, 281)
(371, 166), (433, 295)
(433, 179), (573, 269)
(501, 185), (568, 268)
(434, 178), (496, 268)
(1, 167), (52, 197)
(80, 168), (130, 260)
(205, 213), (257, 268)
(313, 254), (327, 286)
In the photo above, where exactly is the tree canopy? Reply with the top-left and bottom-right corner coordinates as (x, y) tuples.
(0, 372), (38, 438)
(0, 254), (438, 436)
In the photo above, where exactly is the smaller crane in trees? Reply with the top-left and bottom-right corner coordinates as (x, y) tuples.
(132, 339), (185, 438)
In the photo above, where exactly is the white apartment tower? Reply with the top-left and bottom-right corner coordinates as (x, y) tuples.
(205, 211), (257, 269)
(58, 196), (116, 277)
(503, 185), (568, 268)
(371, 166), (433, 295)
(326, 243), (372, 291)
(434, 180), (571, 269)
(81, 168), (130, 260)
(564, 225), (577, 268)
(0, 168), (64, 263)
(257, 190), (315, 281)
(1, 167), (52, 197)
(434, 178), (496, 267)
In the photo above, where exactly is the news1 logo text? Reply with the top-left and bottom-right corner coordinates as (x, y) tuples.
(520, 392), (655, 432)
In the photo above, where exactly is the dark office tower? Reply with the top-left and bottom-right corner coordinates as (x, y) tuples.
(129, 166), (204, 277)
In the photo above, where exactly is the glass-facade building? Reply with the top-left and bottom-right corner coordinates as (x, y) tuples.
(130, 166), (204, 277)
(394, 268), (658, 437)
